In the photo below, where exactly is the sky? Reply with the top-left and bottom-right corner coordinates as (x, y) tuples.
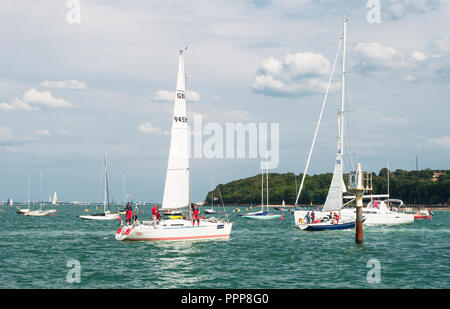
(0, 0), (449, 203)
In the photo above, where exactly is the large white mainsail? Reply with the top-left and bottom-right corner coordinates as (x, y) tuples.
(162, 49), (190, 210)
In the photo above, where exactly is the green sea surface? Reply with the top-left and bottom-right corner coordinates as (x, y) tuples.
(0, 205), (448, 289)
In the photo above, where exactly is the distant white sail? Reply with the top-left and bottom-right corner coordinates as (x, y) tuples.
(52, 192), (58, 205)
(161, 50), (190, 210)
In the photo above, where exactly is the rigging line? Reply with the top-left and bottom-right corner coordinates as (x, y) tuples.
(347, 46), (383, 172)
(295, 37), (343, 206)
(344, 72), (355, 171)
(216, 184), (230, 223)
(92, 156), (103, 207)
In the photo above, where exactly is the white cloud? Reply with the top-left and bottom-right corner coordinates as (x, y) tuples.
(431, 136), (450, 148)
(411, 51), (427, 61)
(22, 88), (73, 109)
(352, 37), (450, 81)
(382, 0), (441, 21)
(353, 42), (409, 73)
(153, 90), (201, 102)
(0, 88), (74, 111)
(252, 51), (339, 97)
(34, 129), (51, 137)
(40, 80), (88, 89)
(0, 97), (37, 111)
(137, 122), (169, 135)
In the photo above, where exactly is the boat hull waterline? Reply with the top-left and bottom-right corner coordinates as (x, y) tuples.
(116, 219), (232, 242)
(79, 212), (120, 221)
(297, 220), (356, 231)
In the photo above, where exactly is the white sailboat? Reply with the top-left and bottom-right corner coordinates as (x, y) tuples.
(341, 197), (413, 225)
(293, 17), (358, 230)
(204, 189), (217, 214)
(79, 152), (120, 221)
(339, 164), (414, 225)
(116, 49), (232, 241)
(25, 171), (52, 216)
(241, 165), (281, 220)
(17, 174), (31, 215)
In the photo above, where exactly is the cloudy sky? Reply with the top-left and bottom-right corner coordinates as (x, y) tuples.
(0, 0), (449, 203)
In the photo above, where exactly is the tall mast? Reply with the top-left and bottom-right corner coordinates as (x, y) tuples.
(339, 16), (347, 171)
(387, 162), (390, 198)
(104, 151), (110, 213)
(122, 175), (126, 203)
(261, 169), (264, 209)
(266, 162), (269, 210)
(27, 174), (30, 210)
(40, 170), (42, 211)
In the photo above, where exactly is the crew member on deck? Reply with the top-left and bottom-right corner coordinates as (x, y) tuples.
(125, 202), (133, 225)
(152, 205), (161, 221)
(311, 210), (316, 223)
(304, 212), (311, 224)
(192, 205), (200, 226)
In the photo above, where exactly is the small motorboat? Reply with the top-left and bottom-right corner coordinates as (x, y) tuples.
(413, 209), (432, 219)
(204, 208), (216, 214)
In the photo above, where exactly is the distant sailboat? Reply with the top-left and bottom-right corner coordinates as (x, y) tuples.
(52, 192), (58, 205)
(241, 166), (281, 220)
(25, 171), (52, 216)
(204, 190), (217, 214)
(17, 174), (31, 215)
(79, 152), (121, 221)
(116, 49), (232, 241)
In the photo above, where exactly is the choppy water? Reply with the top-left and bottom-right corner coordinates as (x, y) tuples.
(0, 205), (449, 289)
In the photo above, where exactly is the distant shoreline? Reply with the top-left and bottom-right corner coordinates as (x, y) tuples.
(201, 204), (450, 210)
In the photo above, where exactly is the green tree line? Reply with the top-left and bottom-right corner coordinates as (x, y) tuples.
(204, 169), (450, 206)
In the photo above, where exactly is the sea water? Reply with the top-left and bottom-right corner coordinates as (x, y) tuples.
(0, 205), (448, 288)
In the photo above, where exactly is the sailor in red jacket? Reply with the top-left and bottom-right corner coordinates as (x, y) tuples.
(125, 202), (133, 225)
(192, 205), (200, 226)
(152, 205), (161, 221)
(333, 212), (340, 224)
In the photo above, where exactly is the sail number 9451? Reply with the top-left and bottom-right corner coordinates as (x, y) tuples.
(174, 116), (187, 123)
